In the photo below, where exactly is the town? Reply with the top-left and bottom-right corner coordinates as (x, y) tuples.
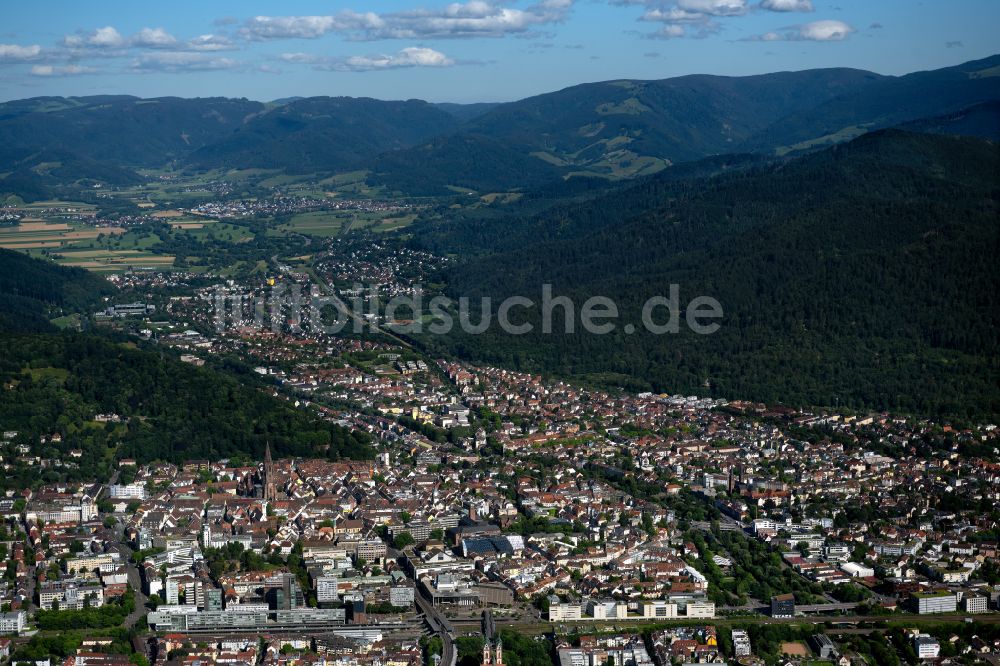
(2, 250), (999, 666)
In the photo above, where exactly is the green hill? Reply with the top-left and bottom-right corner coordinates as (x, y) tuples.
(0, 57), (995, 197)
(744, 55), (1000, 155)
(893, 100), (1000, 141)
(186, 96), (459, 173)
(368, 133), (565, 195)
(412, 131), (1000, 419)
(0, 250), (373, 486)
(462, 68), (884, 173)
(0, 95), (262, 169)
(361, 57), (999, 193)
(0, 248), (114, 332)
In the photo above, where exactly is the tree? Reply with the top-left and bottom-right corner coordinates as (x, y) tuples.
(394, 532), (415, 550)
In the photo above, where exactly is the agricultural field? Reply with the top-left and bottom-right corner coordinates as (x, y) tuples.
(162, 216), (254, 242)
(274, 209), (417, 237)
(0, 217), (172, 272)
(274, 211), (348, 237)
(0, 220), (124, 250)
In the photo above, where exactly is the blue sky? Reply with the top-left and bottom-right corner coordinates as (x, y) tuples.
(1, 0), (997, 103)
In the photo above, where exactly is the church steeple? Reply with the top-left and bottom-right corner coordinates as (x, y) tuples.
(263, 442), (277, 502)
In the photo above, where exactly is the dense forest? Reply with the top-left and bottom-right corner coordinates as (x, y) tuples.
(0, 247), (114, 332)
(412, 131), (1000, 419)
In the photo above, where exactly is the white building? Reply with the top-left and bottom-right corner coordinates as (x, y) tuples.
(589, 600), (628, 619)
(685, 600), (716, 618)
(548, 601), (583, 621)
(66, 553), (119, 575)
(316, 576), (341, 604)
(640, 601), (678, 619)
(731, 629), (751, 657)
(915, 593), (957, 614)
(108, 483), (147, 500)
(840, 561), (875, 578)
(38, 581), (104, 610)
(0, 611), (26, 635)
(913, 634), (940, 659)
(964, 595), (988, 614)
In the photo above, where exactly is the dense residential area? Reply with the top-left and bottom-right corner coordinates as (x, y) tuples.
(1, 249), (999, 664)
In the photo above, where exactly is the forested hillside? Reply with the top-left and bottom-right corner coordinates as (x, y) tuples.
(185, 96), (460, 173)
(0, 334), (373, 486)
(0, 95), (262, 169)
(413, 131), (1000, 419)
(0, 247), (114, 332)
(0, 250), (373, 488)
(743, 55), (1000, 154)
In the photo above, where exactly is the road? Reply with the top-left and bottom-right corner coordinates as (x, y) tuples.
(112, 522), (149, 630)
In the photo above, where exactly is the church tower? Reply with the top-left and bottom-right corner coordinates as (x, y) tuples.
(482, 641), (492, 666)
(494, 639), (503, 666)
(264, 442), (277, 502)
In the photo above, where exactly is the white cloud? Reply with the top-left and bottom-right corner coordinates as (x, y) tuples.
(282, 47), (457, 71)
(240, 0), (574, 41)
(185, 34), (236, 51)
(241, 13), (384, 40)
(759, 0), (813, 11)
(131, 52), (242, 72)
(641, 7), (705, 23)
(649, 24), (686, 38)
(746, 18), (854, 41)
(30, 64), (97, 77)
(340, 47), (455, 71)
(630, 0), (742, 38)
(797, 19), (853, 40)
(0, 44), (42, 61)
(63, 26), (126, 49)
(132, 27), (178, 48)
(279, 52), (325, 64)
(61, 26), (236, 54)
(676, 0), (747, 17)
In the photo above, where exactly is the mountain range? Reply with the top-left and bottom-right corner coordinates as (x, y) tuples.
(0, 55), (997, 200)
